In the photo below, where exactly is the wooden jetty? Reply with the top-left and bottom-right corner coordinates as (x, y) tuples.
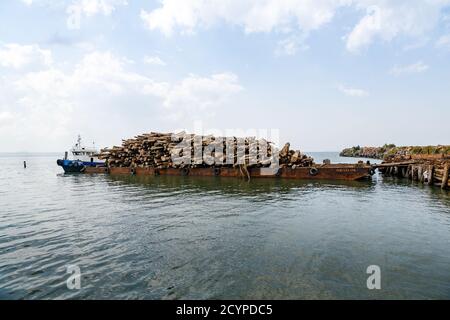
(374, 154), (450, 189)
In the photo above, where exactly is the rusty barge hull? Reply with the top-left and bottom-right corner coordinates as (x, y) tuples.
(84, 164), (372, 181)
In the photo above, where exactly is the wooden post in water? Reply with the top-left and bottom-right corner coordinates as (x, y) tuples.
(412, 165), (417, 181)
(427, 165), (434, 186)
(23, 161), (27, 169)
(442, 164), (449, 190)
(401, 167), (407, 178)
(418, 165), (424, 183)
(406, 165), (412, 179)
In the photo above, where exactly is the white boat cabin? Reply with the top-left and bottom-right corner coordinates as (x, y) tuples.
(68, 135), (102, 163)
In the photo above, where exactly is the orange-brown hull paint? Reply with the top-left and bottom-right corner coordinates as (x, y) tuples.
(100, 164), (371, 181)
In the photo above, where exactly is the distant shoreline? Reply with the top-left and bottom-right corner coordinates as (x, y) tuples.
(0, 152), (61, 156)
(340, 145), (450, 160)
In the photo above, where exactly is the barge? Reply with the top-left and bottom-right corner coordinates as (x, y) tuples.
(82, 163), (373, 181)
(57, 133), (374, 181)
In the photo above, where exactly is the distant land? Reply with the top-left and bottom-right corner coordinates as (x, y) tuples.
(340, 145), (450, 160)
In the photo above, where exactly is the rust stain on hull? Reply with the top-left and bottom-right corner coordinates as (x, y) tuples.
(103, 164), (371, 181)
(83, 167), (109, 174)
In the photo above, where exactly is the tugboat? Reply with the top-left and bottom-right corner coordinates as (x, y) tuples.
(57, 135), (105, 173)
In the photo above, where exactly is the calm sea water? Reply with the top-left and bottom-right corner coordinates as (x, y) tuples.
(0, 152), (449, 300)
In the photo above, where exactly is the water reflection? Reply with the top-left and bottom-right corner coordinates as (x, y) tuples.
(106, 174), (378, 196)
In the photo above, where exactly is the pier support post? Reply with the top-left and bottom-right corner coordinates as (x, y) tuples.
(23, 161), (26, 169)
(401, 167), (407, 178)
(418, 165), (424, 183)
(406, 165), (412, 179)
(387, 166), (393, 176)
(442, 164), (449, 190)
(412, 165), (418, 181)
(427, 165), (434, 186)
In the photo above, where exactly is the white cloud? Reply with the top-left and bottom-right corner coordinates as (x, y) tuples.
(0, 48), (243, 151)
(69, 0), (128, 16)
(0, 111), (14, 124)
(275, 34), (309, 56)
(346, 0), (450, 53)
(16, 0), (450, 53)
(436, 34), (450, 49)
(141, 0), (450, 54)
(66, 0), (128, 29)
(338, 84), (369, 97)
(0, 43), (52, 69)
(144, 55), (167, 66)
(390, 61), (429, 76)
(163, 72), (243, 110)
(141, 0), (349, 37)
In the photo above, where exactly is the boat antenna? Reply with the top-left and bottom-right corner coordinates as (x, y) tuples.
(77, 135), (81, 147)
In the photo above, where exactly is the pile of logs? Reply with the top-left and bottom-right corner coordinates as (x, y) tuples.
(98, 132), (314, 169)
(99, 132), (178, 168)
(277, 142), (314, 168)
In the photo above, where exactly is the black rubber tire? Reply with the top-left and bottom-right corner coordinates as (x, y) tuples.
(309, 167), (319, 176)
(214, 167), (221, 176)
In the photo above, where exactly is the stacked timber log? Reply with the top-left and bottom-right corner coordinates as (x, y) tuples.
(98, 132), (314, 169)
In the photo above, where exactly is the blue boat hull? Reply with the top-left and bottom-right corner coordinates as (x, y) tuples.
(57, 159), (105, 173)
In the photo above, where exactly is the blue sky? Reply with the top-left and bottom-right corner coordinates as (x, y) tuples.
(0, 0), (449, 152)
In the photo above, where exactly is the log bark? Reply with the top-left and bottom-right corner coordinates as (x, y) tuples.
(99, 131), (314, 170)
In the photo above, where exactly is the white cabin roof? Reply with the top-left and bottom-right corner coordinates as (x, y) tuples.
(71, 135), (99, 155)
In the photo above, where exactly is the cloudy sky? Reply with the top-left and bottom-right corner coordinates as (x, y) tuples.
(1, 0), (449, 152)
